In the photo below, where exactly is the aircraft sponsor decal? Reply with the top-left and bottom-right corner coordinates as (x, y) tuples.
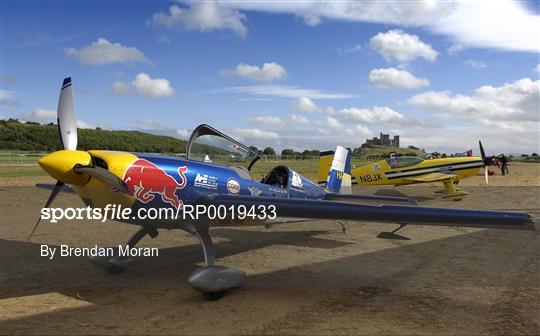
(194, 173), (218, 190)
(123, 159), (187, 209)
(248, 186), (262, 196)
(291, 171), (303, 189)
(269, 187), (287, 194)
(372, 164), (381, 171)
(227, 178), (240, 195)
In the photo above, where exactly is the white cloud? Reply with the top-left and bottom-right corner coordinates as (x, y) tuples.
(17, 31), (74, 48)
(336, 44), (362, 55)
(65, 38), (150, 65)
(291, 97), (421, 126)
(221, 62), (287, 82)
(339, 106), (413, 125)
(408, 78), (540, 130)
(177, 128), (191, 138)
(369, 30), (438, 64)
(22, 108), (56, 121)
(76, 120), (96, 129)
(222, 85), (354, 99)
(0, 90), (21, 106)
(219, 1), (539, 53)
(369, 68), (429, 89)
(132, 73), (175, 98)
(291, 96), (319, 113)
(232, 128), (280, 140)
(221, 1), (454, 27)
(290, 114), (310, 125)
(247, 115), (285, 128)
(150, 1), (247, 37)
(534, 64), (540, 74)
(356, 125), (373, 136)
(465, 59), (488, 69)
(111, 81), (132, 95)
(19, 108), (95, 129)
(401, 125), (539, 154)
(317, 117), (353, 136)
(431, 1), (539, 53)
(447, 43), (465, 55)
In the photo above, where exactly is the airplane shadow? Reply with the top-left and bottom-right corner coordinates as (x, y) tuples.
(0, 228), (351, 300)
(1, 226), (538, 334)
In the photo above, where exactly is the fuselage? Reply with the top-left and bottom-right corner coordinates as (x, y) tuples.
(351, 157), (484, 186)
(63, 150), (325, 228)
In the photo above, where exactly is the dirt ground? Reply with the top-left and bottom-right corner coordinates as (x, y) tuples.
(1, 163), (539, 335)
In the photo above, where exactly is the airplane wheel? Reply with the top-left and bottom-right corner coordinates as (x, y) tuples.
(202, 291), (225, 301)
(105, 265), (125, 275)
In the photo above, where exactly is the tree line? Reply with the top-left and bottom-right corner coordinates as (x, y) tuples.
(0, 119), (187, 153)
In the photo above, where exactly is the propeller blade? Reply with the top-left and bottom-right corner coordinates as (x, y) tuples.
(73, 165), (128, 193)
(28, 181), (64, 241)
(479, 140), (486, 160)
(484, 167), (489, 185)
(58, 77), (77, 150)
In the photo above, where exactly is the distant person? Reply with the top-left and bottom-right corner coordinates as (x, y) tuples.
(497, 154), (509, 175)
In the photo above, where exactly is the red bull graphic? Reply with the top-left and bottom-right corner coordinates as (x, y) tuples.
(123, 159), (187, 209)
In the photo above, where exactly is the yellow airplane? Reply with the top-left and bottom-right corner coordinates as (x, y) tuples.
(319, 143), (493, 198)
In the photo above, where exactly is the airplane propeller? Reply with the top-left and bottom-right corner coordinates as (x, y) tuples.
(29, 78), (127, 240)
(28, 78), (76, 240)
(479, 141), (496, 185)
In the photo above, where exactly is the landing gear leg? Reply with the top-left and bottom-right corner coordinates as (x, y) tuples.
(441, 180), (468, 199)
(187, 229), (246, 301)
(377, 223), (410, 240)
(89, 225), (158, 274)
(336, 220), (348, 234)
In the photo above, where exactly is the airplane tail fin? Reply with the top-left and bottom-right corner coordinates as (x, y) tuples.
(324, 146), (352, 194)
(318, 150), (334, 186)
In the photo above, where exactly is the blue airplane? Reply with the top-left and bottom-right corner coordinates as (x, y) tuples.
(32, 78), (535, 300)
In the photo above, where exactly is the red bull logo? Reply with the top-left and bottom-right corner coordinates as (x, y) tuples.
(123, 159), (187, 209)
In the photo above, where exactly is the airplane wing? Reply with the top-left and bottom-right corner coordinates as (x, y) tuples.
(403, 171), (457, 182)
(197, 194), (535, 231)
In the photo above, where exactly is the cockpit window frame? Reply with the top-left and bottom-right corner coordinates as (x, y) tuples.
(187, 124), (262, 171)
(386, 156), (424, 169)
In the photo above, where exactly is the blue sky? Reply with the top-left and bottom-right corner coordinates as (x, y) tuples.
(1, 1), (539, 154)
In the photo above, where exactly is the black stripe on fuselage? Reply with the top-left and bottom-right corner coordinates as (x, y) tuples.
(385, 160), (483, 175)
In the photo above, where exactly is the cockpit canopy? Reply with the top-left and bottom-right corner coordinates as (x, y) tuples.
(385, 156), (424, 169)
(187, 124), (261, 171)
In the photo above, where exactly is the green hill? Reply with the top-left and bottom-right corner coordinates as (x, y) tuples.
(353, 144), (425, 159)
(0, 119), (187, 153)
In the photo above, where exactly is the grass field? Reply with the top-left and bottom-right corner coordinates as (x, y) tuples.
(0, 166), (47, 177)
